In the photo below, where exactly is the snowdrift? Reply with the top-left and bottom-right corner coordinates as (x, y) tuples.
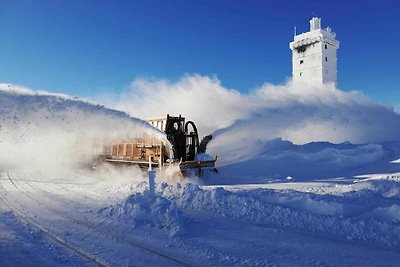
(100, 182), (184, 237)
(102, 176), (400, 250)
(209, 139), (400, 184)
(157, 178), (400, 249)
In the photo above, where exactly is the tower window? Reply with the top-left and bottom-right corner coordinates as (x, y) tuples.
(325, 44), (328, 49)
(300, 60), (304, 64)
(325, 57), (328, 62)
(326, 69), (328, 74)
(300, 72), (303, 77)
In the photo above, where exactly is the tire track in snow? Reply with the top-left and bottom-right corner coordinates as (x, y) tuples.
(7, 171), (189, 267)
(0, 171), (108, 267)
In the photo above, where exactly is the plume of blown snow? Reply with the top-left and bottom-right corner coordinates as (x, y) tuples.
(96, 75), (400, 165)
(97, 75), (248, 137)
(0, 84), (167, 176)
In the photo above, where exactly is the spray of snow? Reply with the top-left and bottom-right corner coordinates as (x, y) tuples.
(96, 75), (246, 137)
(96, 75), (400, 166)
(0, 83), (167, 178)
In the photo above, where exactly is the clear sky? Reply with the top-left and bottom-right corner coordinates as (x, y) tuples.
(1, 0), (399, 105)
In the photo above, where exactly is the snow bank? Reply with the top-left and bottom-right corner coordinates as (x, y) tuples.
(208, 139), (400, 183)
(158, 182), (400, 248)
(100, 186), (184, 237)
(0, 84), (166, 175)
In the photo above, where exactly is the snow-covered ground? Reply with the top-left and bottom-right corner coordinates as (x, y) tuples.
(1, 84), (400, 266)
(1, 169), (400, 266)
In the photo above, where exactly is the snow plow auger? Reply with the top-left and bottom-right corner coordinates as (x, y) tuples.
(104, 115), (217, 176)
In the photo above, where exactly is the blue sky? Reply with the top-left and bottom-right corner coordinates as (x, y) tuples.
(0, 0), (399, 105)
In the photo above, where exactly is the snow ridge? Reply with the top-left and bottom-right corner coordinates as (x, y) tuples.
(157, 181), (400, 249)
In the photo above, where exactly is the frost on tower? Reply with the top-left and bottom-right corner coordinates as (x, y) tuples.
(290, 17), (340, 84)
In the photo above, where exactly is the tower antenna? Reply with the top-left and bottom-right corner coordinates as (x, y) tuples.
(294, 26), (297, 37)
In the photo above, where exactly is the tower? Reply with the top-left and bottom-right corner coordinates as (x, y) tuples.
(290, 17), (340, 84)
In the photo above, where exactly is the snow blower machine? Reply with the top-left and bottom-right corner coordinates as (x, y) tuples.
(104, 115), (217, 176)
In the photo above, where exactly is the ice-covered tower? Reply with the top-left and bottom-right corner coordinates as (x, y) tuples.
(290, 17), (340, 84)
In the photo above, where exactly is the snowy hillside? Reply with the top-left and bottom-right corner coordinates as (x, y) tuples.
(1, 84), (400, 266)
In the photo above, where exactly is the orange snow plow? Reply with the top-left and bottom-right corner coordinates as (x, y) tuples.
(104, 115), (217, 176)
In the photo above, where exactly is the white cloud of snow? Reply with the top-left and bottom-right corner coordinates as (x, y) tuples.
(0, 83), (72, 98)
(3, 75), (400, 178)
(96, 75), (400, 164)
(0, 84), (166, 176)
(96, 75), (247, 137)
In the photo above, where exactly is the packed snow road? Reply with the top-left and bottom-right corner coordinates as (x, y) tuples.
(1, 170), (400, 266)
(0, 170), (187, 267)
